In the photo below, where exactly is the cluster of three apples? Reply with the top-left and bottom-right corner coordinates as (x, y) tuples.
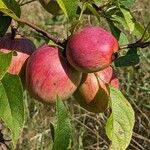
(26, 27), (119, 113)
(0, 27), (119, 113)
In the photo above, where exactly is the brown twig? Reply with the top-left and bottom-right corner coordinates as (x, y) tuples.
(120, 22), (150, 50)
(17, 0), (23, 4)
(20, 0), (37, 6)
(20, 18), (65, 46)
(92, 2), (112, 12)
(119, 41), (150, 50)
(0, 129), (11, 150)
(138, 21), (150, 42)
(11, 20), (18, 39)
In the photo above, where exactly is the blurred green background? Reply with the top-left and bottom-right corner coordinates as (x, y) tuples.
(1, 0), (150, 149)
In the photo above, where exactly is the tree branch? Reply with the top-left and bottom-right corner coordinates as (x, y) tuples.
(92, 2), (112, 12)
(138, 21), (150, 42)
(120, 22), (150, 50)
(20, 18), (65, 46)
(119, 41), (150, 50)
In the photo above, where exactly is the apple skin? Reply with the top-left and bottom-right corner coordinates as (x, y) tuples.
(96, 66), (119, 88)
(110, 70), (119, 88)
(66, 26), (119, 73)
(39, 0), (61, 15)
(26, 44), (82, 103)
(74, 66), (119, 113)
(0, 34), (36, 75)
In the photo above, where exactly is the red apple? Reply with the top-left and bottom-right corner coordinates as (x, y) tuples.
(26, 44), (82, 103)
(110, 75), (119, 89)
(0, 34), (36, 75)
(95, 66), (113, 83)
(66, 26), (118, 73)
(74, 66), (119, 113)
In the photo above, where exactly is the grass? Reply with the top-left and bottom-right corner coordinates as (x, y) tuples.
(1, 0), (150, 149)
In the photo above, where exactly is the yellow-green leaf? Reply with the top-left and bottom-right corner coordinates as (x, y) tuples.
(56, 0), (78, 21)
(0, 74), (24, 147)
(106, 87), (135, 150)
(0, 51), (12, 80)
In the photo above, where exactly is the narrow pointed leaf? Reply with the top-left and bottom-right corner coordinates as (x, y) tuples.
(118, 0), (135, 9)
(120, 7), (135, 33)
(0, 0), (21, 17)
(0, 73), (24, 147)
(118, 32), (128, 46)
(86, 3), (100, 21)
(107, 19), (121, 40)
(0, 0), (21, 22)
(52, 96), (72, 150)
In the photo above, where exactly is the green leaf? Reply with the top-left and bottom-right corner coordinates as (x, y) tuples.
(105, 6), (134, 34)
(106, 87), (135, 150)
(109, 7), (129, 31)
(0, 51), (12, 80)
(118, 0), (135, 9)
(118, 32), (128, 46)
(86, 3), (100, 21)
(114, 49), (140, 67)
(52, 96), (72, 150)
(107, 19), (121, 40)
(120, 7), (135, 33)
(0, 12), (11, 36)
(111, 13), (128, 31)
(133, 22), (150, 39)
(0, 8), (20, 21)
(0, 0), (21, 22)
(111, 10), (149, 39)
(106, 3), (149, 39)
(0, 0), (21, 17)
(56, 0), (78, 21)
(0, 73), (24, 147)
(39, 0), (61, 16)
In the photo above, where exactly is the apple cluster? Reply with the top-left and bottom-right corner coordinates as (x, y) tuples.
(0, 26), (119, 113)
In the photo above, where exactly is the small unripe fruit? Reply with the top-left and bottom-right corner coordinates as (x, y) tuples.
(0, 34), (36, 75)
(26, 45), (82, 103)
(74, 66), (119, 113)
(66, 26), (118, 73)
